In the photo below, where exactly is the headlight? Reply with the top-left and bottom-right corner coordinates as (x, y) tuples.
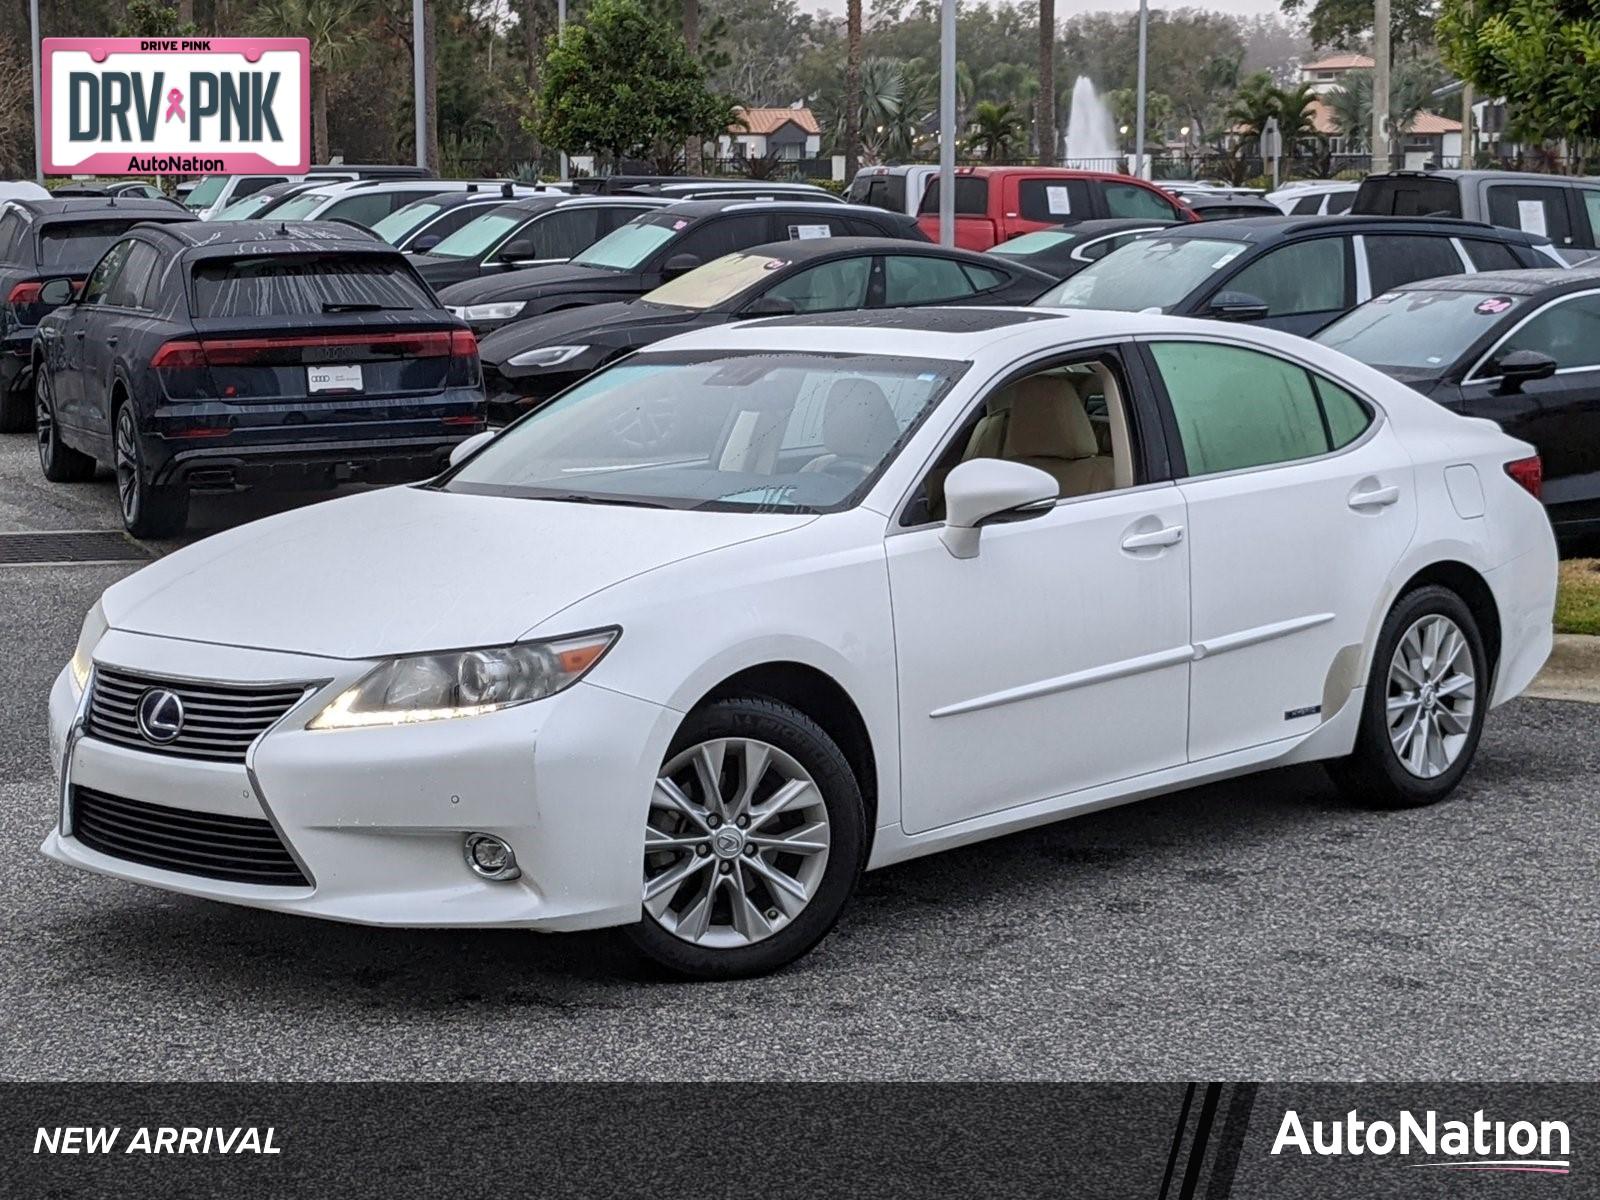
(506, 344), (589, 368)
(444, 305), (466, 318)
(461, 302), (527, 322)
(69, 600), (109, 692)
(307, 629), (618, 730)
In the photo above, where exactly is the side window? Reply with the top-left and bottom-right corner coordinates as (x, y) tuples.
(1494, 294), (1600, 371)
(0, 211), (23, 259)
(523, 207), (604, 259)
(961, 263), (1008, 291)
(323, 193), (395, 228)
(1325, 191), (1354, 214)
(1364, 235), (1465, 295)
(1581, 189), (1600, 247)
(1290, 196), (1321, 215)
(882, 255), (975, 304)
(1486, 184), (1574, 244)
(80, 239), (134, 306)
(1150, 341), (1369, 475)
(779, 216), (850, 241)
(919, 177), (988, 216)
(599, 205), (650, 235)
(105, 241), (159, 308)
(1461, 238), (1521, 272)
(672, 215), (773, 263)
(761, 257), (871, 313)
(1225, 238), (1346, 315)
(1103, 182), (1180, 220)
(1018, 179), (1091, 222)
(1079, 233), (1137, 262)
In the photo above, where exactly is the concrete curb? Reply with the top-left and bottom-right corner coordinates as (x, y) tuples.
(1524, 633), (1600, 704)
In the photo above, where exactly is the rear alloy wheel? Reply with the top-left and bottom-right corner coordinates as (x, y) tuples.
(623, 697), (865, 979)
(35, 369), (95, 482)
(113, 402), (188, 538)
(1329, 585), (1488, 809)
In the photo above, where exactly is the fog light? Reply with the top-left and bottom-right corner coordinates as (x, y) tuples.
(463, 833), (521, 881)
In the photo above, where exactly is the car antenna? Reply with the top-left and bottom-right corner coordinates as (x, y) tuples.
(277, 221), (289, 236)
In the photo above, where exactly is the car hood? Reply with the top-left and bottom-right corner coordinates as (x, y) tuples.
(102, 486), (812, 659)
(478, 301), (701, 366)
(437, 263), (624, 306)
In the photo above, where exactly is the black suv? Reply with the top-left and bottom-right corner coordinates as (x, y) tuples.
(0, 197), (198, 430)
(437, 199), (930, 334)
(32, 222), (484, 537)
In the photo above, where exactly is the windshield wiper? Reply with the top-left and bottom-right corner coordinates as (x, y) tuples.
(321, 301), (412, 312)
(532, 493), (674, 509)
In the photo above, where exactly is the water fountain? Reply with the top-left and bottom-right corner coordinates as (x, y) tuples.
(1063, 76), (1119, 169)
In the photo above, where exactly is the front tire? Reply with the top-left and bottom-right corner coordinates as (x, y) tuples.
(1328, 585), (1488, 809)
(622, 697), (867, 980)
(113, 401), (188, 538)
(36, 369), (95, 482)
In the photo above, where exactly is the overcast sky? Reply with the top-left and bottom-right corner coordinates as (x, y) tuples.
(800, 0), (1289, 17)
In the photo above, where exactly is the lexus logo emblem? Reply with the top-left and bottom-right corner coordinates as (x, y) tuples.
(136, 689), (185, 744)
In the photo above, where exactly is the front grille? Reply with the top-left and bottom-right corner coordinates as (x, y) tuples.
(86, 669), (307, 763)
(70, 787), (309, 886)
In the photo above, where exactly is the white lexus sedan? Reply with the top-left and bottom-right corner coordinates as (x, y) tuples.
(45, 308), (1557, 978)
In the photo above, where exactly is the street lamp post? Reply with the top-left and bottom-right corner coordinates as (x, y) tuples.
(30, 0), (43, 183)
(1133, 0), (1149, 179)
(558, 0), (569, 181)
(938, 0), (955, 247)
(413, 0), (427, 170)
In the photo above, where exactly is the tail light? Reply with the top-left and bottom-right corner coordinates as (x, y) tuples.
(447, 327), (480, 388)
(1504, 455), (1542, 499)
(152, 329), (481, 398)
(7, 281), (43, 306)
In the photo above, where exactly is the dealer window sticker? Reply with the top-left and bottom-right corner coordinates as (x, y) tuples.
(1474, 296), (1514, 315)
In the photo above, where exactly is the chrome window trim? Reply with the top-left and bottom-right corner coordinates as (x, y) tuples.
(1465, 286), (1600, 382)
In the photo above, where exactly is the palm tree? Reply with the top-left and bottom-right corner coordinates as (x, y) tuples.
(1327, 62), (1438, 151)
(1225, 71), (1281, 143)
(1276, 82), (1320, 140)
(248, 0), (368, 163)
(844, 0), (862, 180)
(1037, 0), (1056, 165)
(965, 100), (1026, 163)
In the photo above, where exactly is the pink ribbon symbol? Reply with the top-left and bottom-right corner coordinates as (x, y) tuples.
(164, 88), (185, 123)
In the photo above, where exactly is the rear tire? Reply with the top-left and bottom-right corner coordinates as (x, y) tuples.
(0, 377), (33, 432)
(1327, 585), (1488, 809)
(36, 369), (95, 482)
(113, 401), (188, 538)
(622, 697), (867, 980)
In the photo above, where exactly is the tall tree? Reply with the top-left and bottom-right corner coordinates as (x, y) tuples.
(423, 0), (439, 171)
(683, 0), (702, 170)
(844, 0), (862, 179)
(248, 0), (369, 163)
(964, 98), (1026, 161)
(1037, 0), (1056, 163)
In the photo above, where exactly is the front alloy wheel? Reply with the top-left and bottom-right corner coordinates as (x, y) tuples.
(624, 697), (865, 979)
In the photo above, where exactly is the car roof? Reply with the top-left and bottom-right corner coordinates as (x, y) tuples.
(154, 220), (396, 256)
(1146, 213), (1547, 246)
(1361, 169), (1578, 185)
(1385, 267), (1596, 297)
(396, 187), (526, 210)
(651, 198), (899, 219)
(948, 166), (1139, 181)
(730, 236), (1003, 264)
(12, 197), (198, 220)
(492, 193), (671, 216)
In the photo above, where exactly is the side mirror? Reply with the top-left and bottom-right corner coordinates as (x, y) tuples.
(939, 458), (1058, 559)
(410, 233), (441, 253)
(497, 238), (536, 262)
(448, 429), (495, 467)
(1204, 290), (1270, 322)
(38, 277), (76, 306)
(739, 294), (797, 317)
(1493, 348), (1557, 393)
(662, 253), (701, 280)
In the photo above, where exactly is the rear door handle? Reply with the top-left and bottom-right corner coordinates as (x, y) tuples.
(106, 336), (119, 347)
(1121, 524), (1185, 550)
(72, 330), (85, 339)
(1349, 484), (1400, 509)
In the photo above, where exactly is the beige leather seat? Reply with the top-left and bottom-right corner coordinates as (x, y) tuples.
(800, 378), (901, 477)
(1000, 375), (1115, 498)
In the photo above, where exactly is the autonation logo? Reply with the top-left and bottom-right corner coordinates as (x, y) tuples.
(1272, 1109), (1571, 1175)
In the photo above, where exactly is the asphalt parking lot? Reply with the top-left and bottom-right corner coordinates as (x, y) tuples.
(0, 435), (1595, 1082)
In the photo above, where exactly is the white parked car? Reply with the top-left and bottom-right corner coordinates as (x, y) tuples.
(1267, 181), (1358, 216)
(45, 309), (1557, 978)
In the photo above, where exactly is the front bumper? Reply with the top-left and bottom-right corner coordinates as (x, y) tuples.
(43, 630), (680, 931)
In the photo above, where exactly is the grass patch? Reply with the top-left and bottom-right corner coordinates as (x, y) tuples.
(1556, 558), (1600, 636)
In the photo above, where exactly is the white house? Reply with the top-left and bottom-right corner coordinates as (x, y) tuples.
(718, 106), (823, 161)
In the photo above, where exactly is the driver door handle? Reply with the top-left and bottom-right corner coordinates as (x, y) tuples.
(1349, 484), (1400, 509)
(1121, 524), (1184, 550)
(72, 330), (85, 339)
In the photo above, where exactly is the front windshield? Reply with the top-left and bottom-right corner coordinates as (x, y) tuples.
(1316, 289), (1527, 371)
(267, 192), (336, 221)
(429, 209), (523, 259)
(1035, 236), (1248, 311)
(372, 201), (443, 245)
(211, 192), (278, 221)
(993, 229), (1078, 257)
(572, 220), (678, 270)
(185, 176), (226, 209)
(642, 252), (791, 310)
(442, 350), (967, 512)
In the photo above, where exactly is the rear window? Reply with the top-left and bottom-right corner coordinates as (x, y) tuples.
(1353, 177), (1461, 217)
(919, 177), (989, 216)
(190, 254), (434, 318)
(38, 220), (164, 268)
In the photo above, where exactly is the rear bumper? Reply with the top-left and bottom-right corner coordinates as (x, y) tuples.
(151, 432), (476, 490)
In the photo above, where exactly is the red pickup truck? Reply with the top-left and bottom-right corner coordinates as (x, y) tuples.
(916, 166), (1198, 249)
